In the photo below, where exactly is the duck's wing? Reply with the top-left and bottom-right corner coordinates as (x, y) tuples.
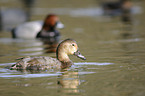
(26, 56), (61, 70)
(10, 56), (61, 70)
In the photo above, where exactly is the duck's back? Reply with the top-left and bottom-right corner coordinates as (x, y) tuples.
(10, 56), (61, 70)
(12, 21), (43, 38)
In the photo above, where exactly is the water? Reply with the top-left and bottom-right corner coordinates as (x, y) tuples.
(0, 0), (145, 96)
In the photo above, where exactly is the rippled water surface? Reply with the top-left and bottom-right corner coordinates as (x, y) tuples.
(0, 0), (145, 96)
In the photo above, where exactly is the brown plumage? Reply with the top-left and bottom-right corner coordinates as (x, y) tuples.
(10, 39), (86, 70)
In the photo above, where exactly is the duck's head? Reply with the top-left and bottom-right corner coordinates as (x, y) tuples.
(56, 39), (86, 62)
(42, 14), (64, 31)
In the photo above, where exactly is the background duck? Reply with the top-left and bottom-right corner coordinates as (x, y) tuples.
(102, 0), (132, 23)
(9, 39), (86, 70)
(36, 14), (63, 42)
(11, 14), (64, 39)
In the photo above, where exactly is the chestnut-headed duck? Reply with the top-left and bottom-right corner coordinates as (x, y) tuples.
(9, 39), (86, 70)
(11, 14), (64, 39)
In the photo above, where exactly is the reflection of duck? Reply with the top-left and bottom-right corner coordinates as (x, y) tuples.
(9, 39), (86, 70)
(11, 14), (64, 39)
(58, 70), (80, 93)
(43, 42), (58, 53)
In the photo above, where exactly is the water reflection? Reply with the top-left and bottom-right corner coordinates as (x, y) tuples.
(18, 38), (59, 55)
(57, 69), (80, 94)
(0, 62), (117, 95)
(57, 62), (113, 95)
(38, 32), (60, 53)
(42, 40), (59, 53)
(121, 24), (133, 39)
(0, 62), (104, 79)
(0, 66), (60, 78)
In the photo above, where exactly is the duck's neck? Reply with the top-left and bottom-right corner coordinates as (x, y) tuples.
(43, 25), (55, 31)
(57, 52), (73, 68)
(57, 52), (70, 62)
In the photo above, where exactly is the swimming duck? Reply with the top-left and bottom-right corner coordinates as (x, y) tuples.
(102, 0), (132, 22)
(11, 14), (64, 39)
(10, 39), (86, 70)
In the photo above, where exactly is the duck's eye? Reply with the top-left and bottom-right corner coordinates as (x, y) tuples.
(72, 44), (75, 46)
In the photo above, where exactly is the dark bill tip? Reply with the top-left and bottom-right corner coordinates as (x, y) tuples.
(74, 50), (86, 60)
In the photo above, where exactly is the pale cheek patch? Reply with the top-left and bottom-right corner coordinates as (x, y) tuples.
(75, 45), (78, 51)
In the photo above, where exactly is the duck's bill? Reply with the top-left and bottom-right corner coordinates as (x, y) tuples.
(56, 21), (64, 29)
(74, 50), (86, 60)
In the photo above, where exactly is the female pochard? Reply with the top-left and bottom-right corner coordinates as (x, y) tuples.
(11, 14), (64, 39)
(10, 39), (86, 70)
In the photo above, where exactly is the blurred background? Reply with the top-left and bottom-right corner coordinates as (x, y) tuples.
(0, 0), (145, 96)
(0, 0), (144, 62)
